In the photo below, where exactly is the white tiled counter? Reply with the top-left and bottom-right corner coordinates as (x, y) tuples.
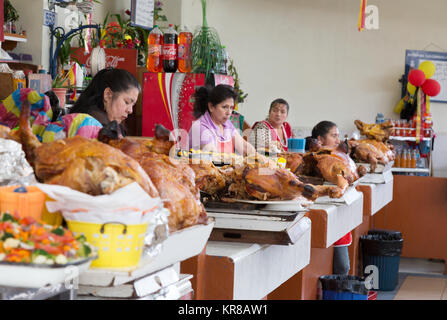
(201, 216), (311, 300)
(307, 189), (364, 248)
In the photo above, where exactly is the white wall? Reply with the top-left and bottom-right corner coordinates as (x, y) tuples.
(181, 0), (447, 175)
(10, 0), (44, 67)
(181, 0), (447, 135)
(8, 0), (447, 174)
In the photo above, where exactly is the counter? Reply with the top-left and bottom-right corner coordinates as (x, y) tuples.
(183, 216), (311, 300)
(269, 189), (364, 300)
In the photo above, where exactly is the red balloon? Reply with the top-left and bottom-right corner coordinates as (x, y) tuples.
(408, 69), (426, 87)
(421, 79), (441, 97)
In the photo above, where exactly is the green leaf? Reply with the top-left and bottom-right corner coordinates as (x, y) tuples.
(1, 232), (14, 241)
(33, 249), (53, 259)
(51, 227), (64, 236)
(83, 244), (92, 256)
(103, 12), (110, 27)
(76, 234), (87, 242)
(1, 213), (15, 223)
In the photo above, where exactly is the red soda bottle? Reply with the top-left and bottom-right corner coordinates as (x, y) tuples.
(147, 25), (163, 72)
(178, 25), (193, 73)
(162, 24), (178, 73)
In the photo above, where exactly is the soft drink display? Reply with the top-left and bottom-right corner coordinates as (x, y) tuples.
(393, 150), (400, 167)
(423, 112), (432, 138)
(411, 149), (417, 168)
(163, 24), (178, 73)
(401, 150), (407, 168)
(178, 25), (193, 73)
(147, 25), (164, 72)
(394, 120), (401, 137)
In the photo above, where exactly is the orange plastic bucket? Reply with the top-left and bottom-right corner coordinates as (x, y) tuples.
(0, 185), (46, 220)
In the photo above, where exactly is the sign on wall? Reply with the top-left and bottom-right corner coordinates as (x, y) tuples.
(405, 50), (447, 103)
(70, 47), (138, 78)
(130, 0), (154, 30)
(43, 9), (57, 27)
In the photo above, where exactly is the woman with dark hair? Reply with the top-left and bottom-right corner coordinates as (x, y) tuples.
(70, 68), (141, 137)
(188, 84), (260, 157)
(305, 120), (340, 151)
(248, 98), (293, 153)
(308, 120), (350, 275)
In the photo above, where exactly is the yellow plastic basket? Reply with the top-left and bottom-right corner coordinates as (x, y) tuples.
(67, 220), (149, 268)
(41, 196), (63, 227)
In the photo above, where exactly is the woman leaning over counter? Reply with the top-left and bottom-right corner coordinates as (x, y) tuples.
(307, 120), (351, 276)
(188, 84), (266, 159)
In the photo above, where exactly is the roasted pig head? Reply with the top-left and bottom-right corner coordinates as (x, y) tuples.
(348, 139), (389, 172)
(354, 120), (393, 142)
(104, 136), (208, 232)
(152, 124), (175, 155)
(221, 162), (339, 202)
(278, 152), (305, 175)
(188, 160), (227, 196)
(302, 141), (366, 197)
(136, 152), (208, 232)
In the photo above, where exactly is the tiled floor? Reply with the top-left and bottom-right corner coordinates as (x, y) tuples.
(376, 258), (447, 300)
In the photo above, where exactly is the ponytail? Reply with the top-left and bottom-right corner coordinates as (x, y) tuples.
(193, 86), (211, 119)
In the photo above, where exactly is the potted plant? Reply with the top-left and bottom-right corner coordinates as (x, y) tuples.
(51, 73), (71, 108)
(4, 0), (19, 34)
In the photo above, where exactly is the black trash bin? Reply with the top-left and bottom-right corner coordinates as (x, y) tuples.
(360, 230), (403, 291)
(319, 275), (369, 300)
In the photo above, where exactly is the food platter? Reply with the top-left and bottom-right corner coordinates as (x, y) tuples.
(355, 161), (394, 174)
(315, 184), (362, 206)
(0, 256), (96, 288)
(230, 198), (312, 212)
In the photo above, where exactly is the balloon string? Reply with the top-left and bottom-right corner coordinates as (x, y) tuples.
(358, 0), (367, 32)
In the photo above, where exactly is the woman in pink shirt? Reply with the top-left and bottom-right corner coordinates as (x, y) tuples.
(189, 85), (261, 157)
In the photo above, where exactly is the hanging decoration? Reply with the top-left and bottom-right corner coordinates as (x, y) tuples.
(357, 0), (367, 31)
(399, 60), (440, 143)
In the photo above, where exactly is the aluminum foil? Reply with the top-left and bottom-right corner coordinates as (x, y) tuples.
(0, 138), (36, 186)
(143, 206), (170, 259)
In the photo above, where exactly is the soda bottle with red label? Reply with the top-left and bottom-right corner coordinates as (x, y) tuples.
(163, 24), (178, 73)
(147, 25), (163, 73)
(178, 25), (192, 73)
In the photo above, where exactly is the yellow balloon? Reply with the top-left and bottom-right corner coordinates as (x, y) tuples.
(394, 98), (405, 114)
(407, 82), (416, 95)
(418, 61), (436, 78)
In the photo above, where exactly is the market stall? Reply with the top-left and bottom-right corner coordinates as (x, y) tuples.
(201, 227), (311, 300)
(268, 187), (364, 300)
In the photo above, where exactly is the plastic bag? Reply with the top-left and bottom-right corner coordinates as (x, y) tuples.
(368, 229), (402, 238)
(319, 275), (369, 295)
(360, 233), (403, 257)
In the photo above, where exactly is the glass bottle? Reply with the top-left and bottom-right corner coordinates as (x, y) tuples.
(178, 25), (193, 73)
(401, 150), (407, 168)
(411, 149), (417, 168)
